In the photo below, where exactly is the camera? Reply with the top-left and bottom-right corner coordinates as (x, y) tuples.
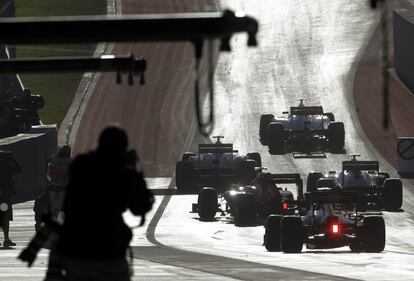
(18, 214), (62, 267)
(124, 149), (140, 168)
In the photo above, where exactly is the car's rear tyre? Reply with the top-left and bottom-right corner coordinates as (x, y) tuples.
(233, 193), (257, 226)
(247, 152), (262, 167)
(349, 227), (364, 252)
(239, 159), (257, 184)
(383, 178), (403, 211)
(328, 122), (345, 150)
(264, 215), (282, 251)
(378, 172), (390, 186)
(281, 216), (304, 253)
(259, 114), (274, 145)
(176, 161), (196, 193)
(268, 122), (285, 153)
(181, 152), (195, 161)
(349, 240), (364, 253)
(363, 216), (386, 253)
(315, 177), (337, 189)
(197, 187), (218, 221)
(306, 172), (323, 193)
(324, 112), (335, 122)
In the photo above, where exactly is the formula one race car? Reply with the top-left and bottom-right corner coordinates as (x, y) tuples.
(193, 172), (304, 226)
(264, 188), (386, 253)
(259, 99), (345, 153)
(306, 155), (403, 211)
(175, 136), (262, 193)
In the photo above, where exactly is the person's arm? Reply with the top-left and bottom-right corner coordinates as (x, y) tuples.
(128, 171), (154, 216)
(62, 155), (82, 215)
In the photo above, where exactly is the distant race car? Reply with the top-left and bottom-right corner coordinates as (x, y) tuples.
(193, 172), (304, 225)
(264, 188), (386, 253)
(175, 136), (262, 193)
(306, 154), (403, 211)
(259, 99), (345, 153)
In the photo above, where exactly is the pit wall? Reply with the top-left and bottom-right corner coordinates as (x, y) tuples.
(0, 0), (56, 203)
(394, 9), (414, 95)
(0, 125), (57, 203)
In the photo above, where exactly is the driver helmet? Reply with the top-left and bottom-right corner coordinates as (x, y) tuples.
(350, 169), (362, 179)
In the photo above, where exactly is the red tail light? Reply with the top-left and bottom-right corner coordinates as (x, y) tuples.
(282, 202), (288, 210)
(330, 223), (341, 235)
(327, 216), (341, 235)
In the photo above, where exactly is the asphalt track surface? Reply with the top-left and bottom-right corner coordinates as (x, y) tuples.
(4, 0), (414, 280)
(71, 0), (216, 177)
(77, 0), (414, 280)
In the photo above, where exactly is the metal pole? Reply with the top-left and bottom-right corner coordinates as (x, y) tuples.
(381, 3), (390, 129)
(0, 54), (146, 73)
(0, 10), (258, 47)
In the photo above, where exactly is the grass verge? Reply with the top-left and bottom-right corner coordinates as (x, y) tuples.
(15, 0), (106, 126)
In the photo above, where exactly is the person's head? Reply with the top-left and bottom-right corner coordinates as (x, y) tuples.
(97, 125), (128, 156)
(58, 145), (71, 158)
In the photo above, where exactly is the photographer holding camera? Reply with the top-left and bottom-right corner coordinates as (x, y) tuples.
(0, 151), (21, 248)
(54, 125), (154, 281)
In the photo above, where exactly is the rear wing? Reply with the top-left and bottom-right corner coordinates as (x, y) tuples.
(266, 173), (301, 184)
(290, 106), (323, 116)
(342, 160), (379, 172)
(307, 190), (357, 204)
(265, 173), (304, 200)
(198, 143), (234, 154)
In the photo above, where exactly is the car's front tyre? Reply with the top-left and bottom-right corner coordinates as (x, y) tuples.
(197, 187), (218, 221)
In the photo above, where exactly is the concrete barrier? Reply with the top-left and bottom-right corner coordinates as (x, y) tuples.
(0, 125), (57, 203)
(394, 9), (414, 95)
(397, 137), (414, 176)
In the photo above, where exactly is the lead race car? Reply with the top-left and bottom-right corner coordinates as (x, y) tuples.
(259, 99), (345, 153)
(193, 171), (304, 226)
(306, 154), (403, 211)
(175, 136), (262, 193)
(264, 187), (386, 253)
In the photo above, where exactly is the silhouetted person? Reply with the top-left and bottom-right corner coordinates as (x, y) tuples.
(34, 145), (72, 234)
(251, 172), (283, 215)
(47, 145), (72, 218)
(0, 151), (22, 247)
(33, 189), (50, 234)
(56, 126), (154, 281)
